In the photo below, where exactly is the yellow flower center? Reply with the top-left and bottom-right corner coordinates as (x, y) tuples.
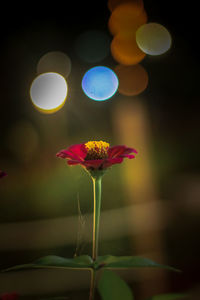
(85, 141), (110, 160)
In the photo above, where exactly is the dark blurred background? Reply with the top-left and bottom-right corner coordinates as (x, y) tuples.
(0, 1), (199, 299)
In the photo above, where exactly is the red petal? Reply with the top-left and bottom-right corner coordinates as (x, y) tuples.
(68, 144), (87, 158)
(108, 145), (137, 158)
(67, 159), (83, 165)
(103, 157), (123, 168)
(108, 145), (124, 158)
(68, 159), (106, 170)
(56, 150), (75, 159)
(57, 144), (87, 161)
(83, 159), (105, 169)
(122, 147), (138, 154)
(122, 154), (135, 159)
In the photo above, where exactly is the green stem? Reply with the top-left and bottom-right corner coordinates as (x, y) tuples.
(89, 269), (96, 300)
(92, 176), (102, 261)
(89, 176), (102, 300)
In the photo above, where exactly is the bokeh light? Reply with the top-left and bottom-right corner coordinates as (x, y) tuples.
(114, 64), (148, 96)
(81, 66), (118, 101)
(108, 0), (144, 12)
(136, 23), (172, 55)
(74, 30), (111, 63)
(111, 32), (146, 65)
(108, 2), (147, 36)
(30, 72), (68, 113)
(37, 51), (71, 78)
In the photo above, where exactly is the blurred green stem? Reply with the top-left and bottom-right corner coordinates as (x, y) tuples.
(89, 176), (102, 300)
(92, 176), (102, 261)
(89, 269), (96, 300)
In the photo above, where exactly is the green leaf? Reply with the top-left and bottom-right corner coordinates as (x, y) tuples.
(2, 255), (93, 272)
(95, 255), (180, 272)
(146, 293), (188, 300)
(98, 269), (134, 300)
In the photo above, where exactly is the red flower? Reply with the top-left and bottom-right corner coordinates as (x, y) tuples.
(0, 170), (7, 179)
(0, 293), (19, 300)
(56, 141), (137, 170)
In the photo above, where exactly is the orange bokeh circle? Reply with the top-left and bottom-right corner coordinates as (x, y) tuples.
(111, 33), (146, 65)
(114, 64), (148, 96)
(108, 2), (147, 35)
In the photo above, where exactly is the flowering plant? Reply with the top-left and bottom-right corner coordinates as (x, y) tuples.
(57, 141), (137, 264)
(1, 142), (186, 300)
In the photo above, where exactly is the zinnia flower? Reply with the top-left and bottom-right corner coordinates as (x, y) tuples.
(0, 170), (7, 179)
(56, 141), (137, 172)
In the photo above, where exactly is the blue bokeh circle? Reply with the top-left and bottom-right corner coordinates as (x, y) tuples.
(81, 66), (119, 101)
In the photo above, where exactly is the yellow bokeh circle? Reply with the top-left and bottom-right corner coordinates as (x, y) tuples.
(136, 22), (172, 55)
